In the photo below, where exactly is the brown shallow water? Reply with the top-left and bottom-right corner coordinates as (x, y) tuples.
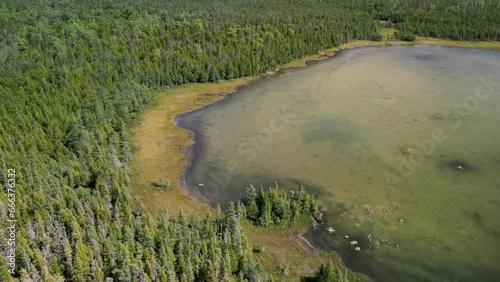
(177, 45), (500, 282)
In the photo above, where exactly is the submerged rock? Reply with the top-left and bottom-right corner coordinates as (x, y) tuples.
(311, 217), (319, 229)
(447, 160), (474, 172)
(401, 147), (414, 154)
(367, 233), (372, 241)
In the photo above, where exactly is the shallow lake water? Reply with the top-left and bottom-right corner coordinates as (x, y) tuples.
(177, 45), (500, 282)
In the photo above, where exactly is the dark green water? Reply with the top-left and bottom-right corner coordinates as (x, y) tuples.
(177, 45), (500, 282)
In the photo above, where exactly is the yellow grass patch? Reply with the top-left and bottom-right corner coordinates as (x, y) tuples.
(130, 78), (256, 216)
(381, 28), (397, 40)
(243, 222), (369, 281)
(414, 37), (500, 50)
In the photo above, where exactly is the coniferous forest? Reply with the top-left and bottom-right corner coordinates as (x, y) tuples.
(0, 0), (499, 281)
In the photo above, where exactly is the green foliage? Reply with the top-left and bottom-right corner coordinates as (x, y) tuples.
(253, 243), (265, 253)
(275, 264), (290, 278)
(367, 0), (500, 41)
(314, 261), (350, 282)
(369, 33), (384, 41)
(395, 31), (417, 42)
(0, 0), (497, 281)
(242, 183), (318, 227)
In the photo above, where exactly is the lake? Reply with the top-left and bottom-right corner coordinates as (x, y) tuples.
(177, 45), (500, 282)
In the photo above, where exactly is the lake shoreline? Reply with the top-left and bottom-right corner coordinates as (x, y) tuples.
(130, 36), (500, 280)
(159, 37), (500, 208)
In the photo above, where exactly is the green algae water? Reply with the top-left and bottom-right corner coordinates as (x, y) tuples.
(177, 45), (500, 282)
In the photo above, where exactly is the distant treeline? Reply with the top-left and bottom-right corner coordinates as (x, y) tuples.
(366, 0), (500, 41)
(0, 0), (498, 281)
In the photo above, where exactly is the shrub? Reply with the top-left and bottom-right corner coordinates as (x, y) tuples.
(253, 243), (265, 253)
(275, 265), (289, 277)
(370, 33), (383, 41)
(151, 178), (169, 189)
(395, 31), (417, 41)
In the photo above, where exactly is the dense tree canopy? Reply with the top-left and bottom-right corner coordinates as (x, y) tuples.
(0, 0), (498, 281)
(367, 0), (500, 41)
(242, 184), (318, 227)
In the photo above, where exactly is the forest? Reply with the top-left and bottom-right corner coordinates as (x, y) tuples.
(0, 0), (499, 281)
